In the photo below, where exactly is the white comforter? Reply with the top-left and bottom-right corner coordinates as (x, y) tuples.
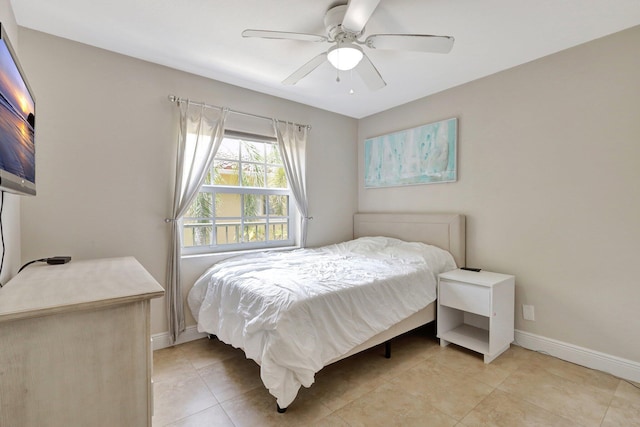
(187, 236), (456, 408)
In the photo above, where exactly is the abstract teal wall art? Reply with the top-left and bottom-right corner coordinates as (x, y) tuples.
(364, 118), (457, 188)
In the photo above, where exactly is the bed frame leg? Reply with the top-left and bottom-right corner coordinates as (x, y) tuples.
(277, 404), (287, 413)
(384, 341), (391, 359)
(207, 334), (218, 340)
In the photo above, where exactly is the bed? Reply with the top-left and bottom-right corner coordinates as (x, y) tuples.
(187, 212), (465, 411)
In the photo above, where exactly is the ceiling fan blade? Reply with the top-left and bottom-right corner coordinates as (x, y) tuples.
(282, 52), (328, 85)
(342, 0), (381, 34)
(365, 34), (455, 53)
(242, 29), (327, 43)
(355, 54), (386, 90)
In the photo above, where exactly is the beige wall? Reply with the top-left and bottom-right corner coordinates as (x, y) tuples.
(17, 29), (358, 334)
(0, 0), (21, 286)
(358, 26), (640, 362)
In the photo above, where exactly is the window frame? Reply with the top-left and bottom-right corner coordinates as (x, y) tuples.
(181, 133), (297, 256)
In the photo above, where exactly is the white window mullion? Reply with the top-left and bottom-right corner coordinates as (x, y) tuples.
(265, 196), (270, 242)
(209, 188), (216, 246)
(240, 194), (245, 243)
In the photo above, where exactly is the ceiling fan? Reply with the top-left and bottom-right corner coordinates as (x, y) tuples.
(242, 0), (454, 91)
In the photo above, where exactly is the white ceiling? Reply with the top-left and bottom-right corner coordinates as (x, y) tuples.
(11, 0), (640, 118)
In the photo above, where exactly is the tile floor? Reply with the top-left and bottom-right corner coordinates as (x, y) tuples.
(152, 330), (640, 426)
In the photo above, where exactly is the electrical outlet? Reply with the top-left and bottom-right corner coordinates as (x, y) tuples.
(523, 304), (535, 321)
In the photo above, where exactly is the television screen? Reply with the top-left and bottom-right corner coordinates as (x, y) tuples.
(0, 23), (35, 196)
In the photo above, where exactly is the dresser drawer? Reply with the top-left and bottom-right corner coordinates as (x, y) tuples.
(439, 280), (491, 316)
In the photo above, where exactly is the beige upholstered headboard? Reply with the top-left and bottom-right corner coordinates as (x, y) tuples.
(353, 213), (466, 268)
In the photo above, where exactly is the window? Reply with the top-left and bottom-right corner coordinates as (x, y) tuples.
(182, 135), (296, 254)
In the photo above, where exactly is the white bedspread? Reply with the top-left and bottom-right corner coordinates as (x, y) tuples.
(187, 236), (456, 408)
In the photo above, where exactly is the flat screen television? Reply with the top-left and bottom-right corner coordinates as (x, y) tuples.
(0, 23), (35, 196)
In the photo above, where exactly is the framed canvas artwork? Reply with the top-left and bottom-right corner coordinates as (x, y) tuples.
(364, 118), (457, 188)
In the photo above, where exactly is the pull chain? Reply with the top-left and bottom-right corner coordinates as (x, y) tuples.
(349, 69), (355, 95)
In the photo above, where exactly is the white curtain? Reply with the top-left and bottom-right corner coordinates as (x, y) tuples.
(274, 120), (310, 247)
(167, 101), (227, 343)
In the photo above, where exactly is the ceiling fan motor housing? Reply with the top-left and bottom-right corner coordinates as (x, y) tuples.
(325, 5), (362, 40)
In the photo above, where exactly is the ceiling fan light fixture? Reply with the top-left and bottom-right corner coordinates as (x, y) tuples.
(327, 43), (363, 71)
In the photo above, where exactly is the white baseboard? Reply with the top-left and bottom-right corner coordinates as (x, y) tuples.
(514, 329), (640, 383)
(151, 325), (208, 351)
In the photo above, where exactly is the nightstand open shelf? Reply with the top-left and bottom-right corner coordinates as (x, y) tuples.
(439, 323), (490, 354)
(437, 269), (515, 363)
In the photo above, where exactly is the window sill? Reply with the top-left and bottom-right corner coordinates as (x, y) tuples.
(181, 245), (299, 261)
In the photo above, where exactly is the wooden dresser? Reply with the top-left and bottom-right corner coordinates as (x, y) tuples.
(0, 257), (164, 427)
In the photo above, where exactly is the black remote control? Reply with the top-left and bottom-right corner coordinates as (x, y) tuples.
(461, 267), (481, 272)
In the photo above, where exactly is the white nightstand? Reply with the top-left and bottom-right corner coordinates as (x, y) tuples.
(437, 269), (515, 363)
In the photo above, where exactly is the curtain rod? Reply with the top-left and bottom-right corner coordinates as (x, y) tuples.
(167, 95), (311, 130)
